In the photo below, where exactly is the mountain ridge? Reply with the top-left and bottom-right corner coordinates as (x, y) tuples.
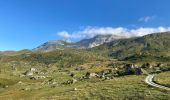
(33, 34), (128, 52)
(92, 32), (170, 61)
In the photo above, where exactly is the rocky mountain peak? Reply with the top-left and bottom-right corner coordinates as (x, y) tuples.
(33, 34), (128, 52)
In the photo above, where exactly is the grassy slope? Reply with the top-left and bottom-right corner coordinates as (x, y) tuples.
(40, 75), (170, 100)
(0, 75), (169, 100)
(0, 49), (107, 68)
(92, 32), (170, 62)
(154, 71), (170, 87)
(0, 49), (169, 99)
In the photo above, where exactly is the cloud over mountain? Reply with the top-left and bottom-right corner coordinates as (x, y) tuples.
(57, 26), (170, 40)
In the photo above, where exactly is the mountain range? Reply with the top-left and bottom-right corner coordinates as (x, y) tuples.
(1, 32), (170, 62)
(33, 34), (128, 52)
(33, 32), (170, 58)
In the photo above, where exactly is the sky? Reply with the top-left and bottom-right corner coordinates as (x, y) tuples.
(0, 0), (170, 51)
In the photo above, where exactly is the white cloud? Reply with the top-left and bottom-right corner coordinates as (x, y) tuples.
(130, 27), (170, 36)
(57, 26), (170, 40)
(57, 31), (71, 39)
(138, 16), (156, 22)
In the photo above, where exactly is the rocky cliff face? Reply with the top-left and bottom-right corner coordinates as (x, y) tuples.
(76, 35), (127, 48)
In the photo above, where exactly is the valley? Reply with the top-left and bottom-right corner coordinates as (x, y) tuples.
(0, 32), (170, 99)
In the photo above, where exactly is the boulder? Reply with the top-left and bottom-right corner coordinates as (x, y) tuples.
(96, 72), (105, 78)
(30, 76), (46, 80)
(125, 64), (135, 71)
(24, 87), (31, 91)
(30, 76), (38, 80)
(141, 63), (150, 68)
(24, 70), (33, 76)
(85, 72), (97, 78)
(135, 68), (142, 75)
(63, 79), (78, 84)
(155, 67), (161, 73)
(30, 68), (36, 72)
(124, 64), (136, 75)
(40, 69), (48, 74)
(74, 88), (78, 91)
(72, 79), (77, 84)
(70, 73), (75, 77)
(18, 81), (23, 84)
(46, 79), (57, 85)
(90, 73), (97, 77)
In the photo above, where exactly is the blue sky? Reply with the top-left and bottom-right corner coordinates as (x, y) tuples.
(0, 0), (170, 51)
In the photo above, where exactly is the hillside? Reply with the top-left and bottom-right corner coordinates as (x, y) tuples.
(0, 32), (170, 99)
(92, 32), (170, 62)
